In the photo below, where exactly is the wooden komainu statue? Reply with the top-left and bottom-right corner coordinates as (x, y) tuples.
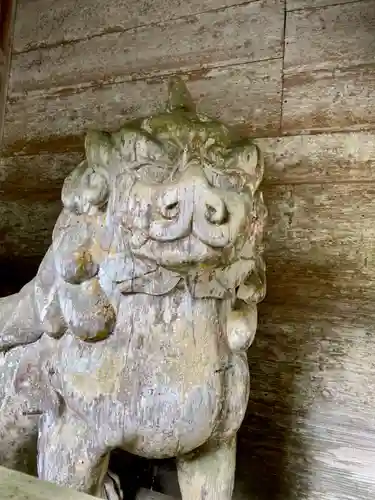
(0, 78), (266, 499)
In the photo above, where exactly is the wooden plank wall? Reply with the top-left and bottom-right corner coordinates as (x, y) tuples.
(0, 0), (17, 144)
(2, 0), (375, 499)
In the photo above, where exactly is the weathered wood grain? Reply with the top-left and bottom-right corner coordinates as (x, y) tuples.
(284, 1), (375, 74)
(0, 200), (61, 257)
(265, 182), (375, 272)
(13, 0), (259, 53)
(236, 305), (375, 500)
(3, 132), (375, 262)
(282, 1), (375, 134)
(0, 152), (82, 199)
(257, 131), (375, 184)
(287, 0), (367, 12)
(3, 59), (282, 153)
(9, 0), (284, 93)
(0, 0), (17, 146)
(282, 65), (375, 134)
(0, 465), (95, 499)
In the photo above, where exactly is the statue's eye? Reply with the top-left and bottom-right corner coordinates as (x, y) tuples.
(204, 167), (247, 192)
(131, 162), (171, 184)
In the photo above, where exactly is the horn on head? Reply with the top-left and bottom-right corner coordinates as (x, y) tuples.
(166, 76), (196, 113)
(85, 129), (113, 169)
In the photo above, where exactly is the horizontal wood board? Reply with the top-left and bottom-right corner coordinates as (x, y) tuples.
(282, 0), (375, 134)
(9, 0), (284, 93)
(13, 0), (261, 53)
(286, 0), (363, 9)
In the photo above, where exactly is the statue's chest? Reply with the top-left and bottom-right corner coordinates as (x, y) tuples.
(52, 292), (228, 402)
(116, 291), (225, 361)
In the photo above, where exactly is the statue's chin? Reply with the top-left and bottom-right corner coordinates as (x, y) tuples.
(131, 234), (224, 269)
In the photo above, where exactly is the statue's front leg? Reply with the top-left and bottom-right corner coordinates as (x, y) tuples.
(38, 409), (110, 497)
(177, 437), (236, 500)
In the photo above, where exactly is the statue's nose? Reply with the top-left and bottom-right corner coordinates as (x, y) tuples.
(159, 187), (227, 225)
(150, 168), (234, 246)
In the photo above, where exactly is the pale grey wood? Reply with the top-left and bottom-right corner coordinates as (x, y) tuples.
(265, 182), (375, 275)
(9, 0), (284, 93)
(282, 0), (375, 134)
(4, 131), (375, 261)
(287, 0), (365, 12)
(13, 0), (258, 53)
(284, 1), (375, 74)
(282, 65), (375, 134)
(0, 465), (96, 500)
(0, 78), (266, 500)
(238, 301), (375, 500)
(257, 131), (375, 184)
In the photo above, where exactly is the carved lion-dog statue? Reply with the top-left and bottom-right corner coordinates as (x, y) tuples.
(0, 78), (266, 499)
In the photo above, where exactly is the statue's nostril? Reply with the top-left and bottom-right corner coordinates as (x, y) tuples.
(161, 201), (179, 219)
(205, 201), (228, 225)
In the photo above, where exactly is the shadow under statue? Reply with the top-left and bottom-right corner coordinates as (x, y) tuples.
(0, 78), (266, 499)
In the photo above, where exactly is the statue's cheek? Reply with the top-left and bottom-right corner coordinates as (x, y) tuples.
(58, 278), (116, 343)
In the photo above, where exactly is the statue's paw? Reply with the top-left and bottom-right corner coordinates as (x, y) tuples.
(226, 305), (257, 352)
(58, 278), (116, 342)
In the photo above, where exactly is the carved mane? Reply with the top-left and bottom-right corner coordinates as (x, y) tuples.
(60, 82), (267, 301)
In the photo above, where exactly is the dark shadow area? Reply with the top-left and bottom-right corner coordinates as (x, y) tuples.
(0, 256), (41, 296)
(109, 450), (164, 498)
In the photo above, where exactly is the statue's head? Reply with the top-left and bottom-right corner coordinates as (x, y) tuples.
(45, 78), (266, 342)
(61, 77), (264, 267)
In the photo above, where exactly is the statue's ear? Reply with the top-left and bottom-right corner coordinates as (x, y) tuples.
(228, 143), (264, 195)
(62, 160), (109, 214)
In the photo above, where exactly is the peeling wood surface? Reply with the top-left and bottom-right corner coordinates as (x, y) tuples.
(282, 1), (375, 134)
(3, 0), (375, 499)
(284, 1), (375, 73)
(13, 0), (258, 53)
(258, 131), (375, 184)
(9, 0), (284, 93)
(283, 64), (375, 135)
(286, 0), (367, 12)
